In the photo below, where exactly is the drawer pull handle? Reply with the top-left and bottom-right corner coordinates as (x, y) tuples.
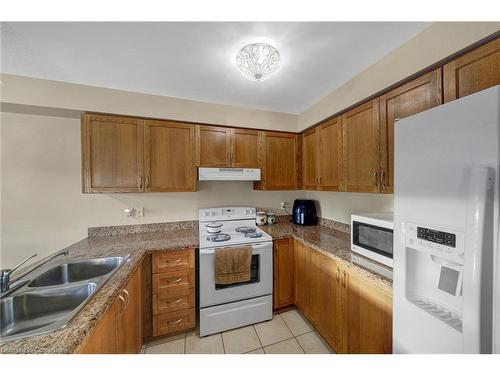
(167, 259), (182, 264)
(168, 278), (183, 283)
(168, 298), (183, 305)
(169, 318), (183, 325)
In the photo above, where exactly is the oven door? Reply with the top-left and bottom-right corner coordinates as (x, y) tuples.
(352, 221), (394, 267)
(199, 241), (273, 308)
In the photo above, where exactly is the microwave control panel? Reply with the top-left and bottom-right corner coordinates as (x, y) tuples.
(405, 222), (464, 263)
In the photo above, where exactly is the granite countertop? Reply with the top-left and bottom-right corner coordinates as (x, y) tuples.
(1, 220), (391, 354)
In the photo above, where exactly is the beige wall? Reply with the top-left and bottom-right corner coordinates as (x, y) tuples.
(0, 112), (303, 267)
(305, 191), (393, 224)
(298, 22), (500, 129)
(0, 74), (298, 132)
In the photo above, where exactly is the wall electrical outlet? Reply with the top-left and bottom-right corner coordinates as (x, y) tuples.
(135, 206), (144, 217)
(280, 202), (288, 209)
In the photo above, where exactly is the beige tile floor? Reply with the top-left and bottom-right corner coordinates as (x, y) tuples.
(143, 308), (334, 354)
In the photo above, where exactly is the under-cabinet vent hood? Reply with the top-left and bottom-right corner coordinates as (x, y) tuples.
(198, 167), (261, 181)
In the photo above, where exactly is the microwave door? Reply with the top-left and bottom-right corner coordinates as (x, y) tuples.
(352, 221), (394, 266)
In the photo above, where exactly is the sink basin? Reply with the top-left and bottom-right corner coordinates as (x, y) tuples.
(1, 283), (96, 341)
(28, 256), (125, 287)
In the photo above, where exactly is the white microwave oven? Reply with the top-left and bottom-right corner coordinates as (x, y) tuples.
(351, 213), (394, 268)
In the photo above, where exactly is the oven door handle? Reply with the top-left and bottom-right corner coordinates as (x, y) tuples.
(199, 243), (270, 255)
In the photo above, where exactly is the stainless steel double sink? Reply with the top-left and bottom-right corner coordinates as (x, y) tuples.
(0, 255), (129, 343)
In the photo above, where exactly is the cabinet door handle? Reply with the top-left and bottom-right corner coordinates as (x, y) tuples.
(342, 270), (347, 287)
(118, 294), (126, 314)
(145, 176), (150, 188)
(380, 170), (386, 190)
(169, 318), (183, 325)
(336, 267), (340, 282)
(122, 289), (130, 309)
(318, 176), (322, 185)
(373, 170), (379, 187)
(138, 175), (143, 189)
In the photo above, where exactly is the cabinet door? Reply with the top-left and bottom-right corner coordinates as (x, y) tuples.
(196, 125), (231, 167)
(82, 114), (144, 193)
(231, 128), (260, 168)
(117, 267), (142, 354)
(379, 69), (442, 193)
(144, 120), (196, 192)
(318, 255), (344, 353)
(294, 240), (307, 313)
(342, 99), (381, 193)
(318, 116), (343, 191)
(443, 38), (500, 103)
(273, 239), (295, 309)
(259, 132), (298, 190)
(345, 269), (392, 354)
(301, 128), (319, 190)
(78, 301), (117, 353)
(306, 247), (322, 327)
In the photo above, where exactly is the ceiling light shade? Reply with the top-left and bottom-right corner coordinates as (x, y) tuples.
(236, 43), (281, 82)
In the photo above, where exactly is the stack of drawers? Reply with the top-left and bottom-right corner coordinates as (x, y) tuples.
(152, 249), (195, 336)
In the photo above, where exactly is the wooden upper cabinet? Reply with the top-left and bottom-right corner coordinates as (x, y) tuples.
(232, 128), (260, 168)
(318, 116), (343, 191)
(302, 128), (319, 190)
(379, 69), (442, 193)
(342, 99), (381, 193)
(345, 269), (392, 354)
(82, 114), (144, 193)
(196, 125), (232, 167)
(144, 120), (196, 192)
(444, 38), (500, 103)
(116, 267), (142, 354)
(273, 238), (295, 310)
(257, 131), (299, 190)
(196, 125), (260, 168)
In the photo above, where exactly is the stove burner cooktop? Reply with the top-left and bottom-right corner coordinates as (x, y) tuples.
(207, 233), (231, 242)
(235, 226), (257, 234)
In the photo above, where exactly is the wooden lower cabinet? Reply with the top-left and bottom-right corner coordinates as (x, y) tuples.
(116, 267), (142, 353)
(292, 239), (392, 354)
(78, 266), (142, 354)
(78, 300), (118, 354)
(273, 238), (295, 309)
(294, 240), (308, 313)
(151, 250), (195, 338)
(344, 268), (393, 354)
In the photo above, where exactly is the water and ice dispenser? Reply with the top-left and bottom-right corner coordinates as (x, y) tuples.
(404, 222), (465, 332)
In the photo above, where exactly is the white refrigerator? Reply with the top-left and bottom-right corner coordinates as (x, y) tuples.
(393, 86), (499, 354)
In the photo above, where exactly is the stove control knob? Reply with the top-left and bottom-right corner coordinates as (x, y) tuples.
(244, 209), (249, 214)
(209, 211), (215, 217)
(203, 212), (209, 217)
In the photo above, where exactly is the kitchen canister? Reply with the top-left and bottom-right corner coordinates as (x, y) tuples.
(256, 211), (267, 226)
(266, 212), (276, 225)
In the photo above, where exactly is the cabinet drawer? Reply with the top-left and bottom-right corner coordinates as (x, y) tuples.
(153, 308), (195, 336)
(152, 269), (194, 294)
(152, 250), (194, 273)
(153, 289), (195, 315)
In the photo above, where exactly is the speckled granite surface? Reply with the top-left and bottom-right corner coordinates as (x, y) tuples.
(261, 223), (392, 291)
(0, 229), (199, 354)
(2, 220), (389, 354)
(88, 220), (199, 237)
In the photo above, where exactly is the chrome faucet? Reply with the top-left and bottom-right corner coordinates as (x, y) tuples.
(0, 249), (69, 294)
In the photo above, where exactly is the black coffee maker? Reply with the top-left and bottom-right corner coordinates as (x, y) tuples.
(292, 199), (317, 225)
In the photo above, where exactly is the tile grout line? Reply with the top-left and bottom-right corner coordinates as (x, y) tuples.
(252, 324), (265, 353)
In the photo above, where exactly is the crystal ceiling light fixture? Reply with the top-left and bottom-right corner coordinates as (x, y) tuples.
(236, 42), (281, 82)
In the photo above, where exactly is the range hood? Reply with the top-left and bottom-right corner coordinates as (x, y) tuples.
(198, 167), (261, 181)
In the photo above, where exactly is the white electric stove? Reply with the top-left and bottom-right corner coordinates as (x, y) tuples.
(198, 207), (273, 336)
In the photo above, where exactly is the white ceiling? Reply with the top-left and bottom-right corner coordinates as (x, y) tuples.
(1, 22), (430, 114)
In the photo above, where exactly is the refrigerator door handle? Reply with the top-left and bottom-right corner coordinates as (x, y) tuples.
(463, 167), (493, 354)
